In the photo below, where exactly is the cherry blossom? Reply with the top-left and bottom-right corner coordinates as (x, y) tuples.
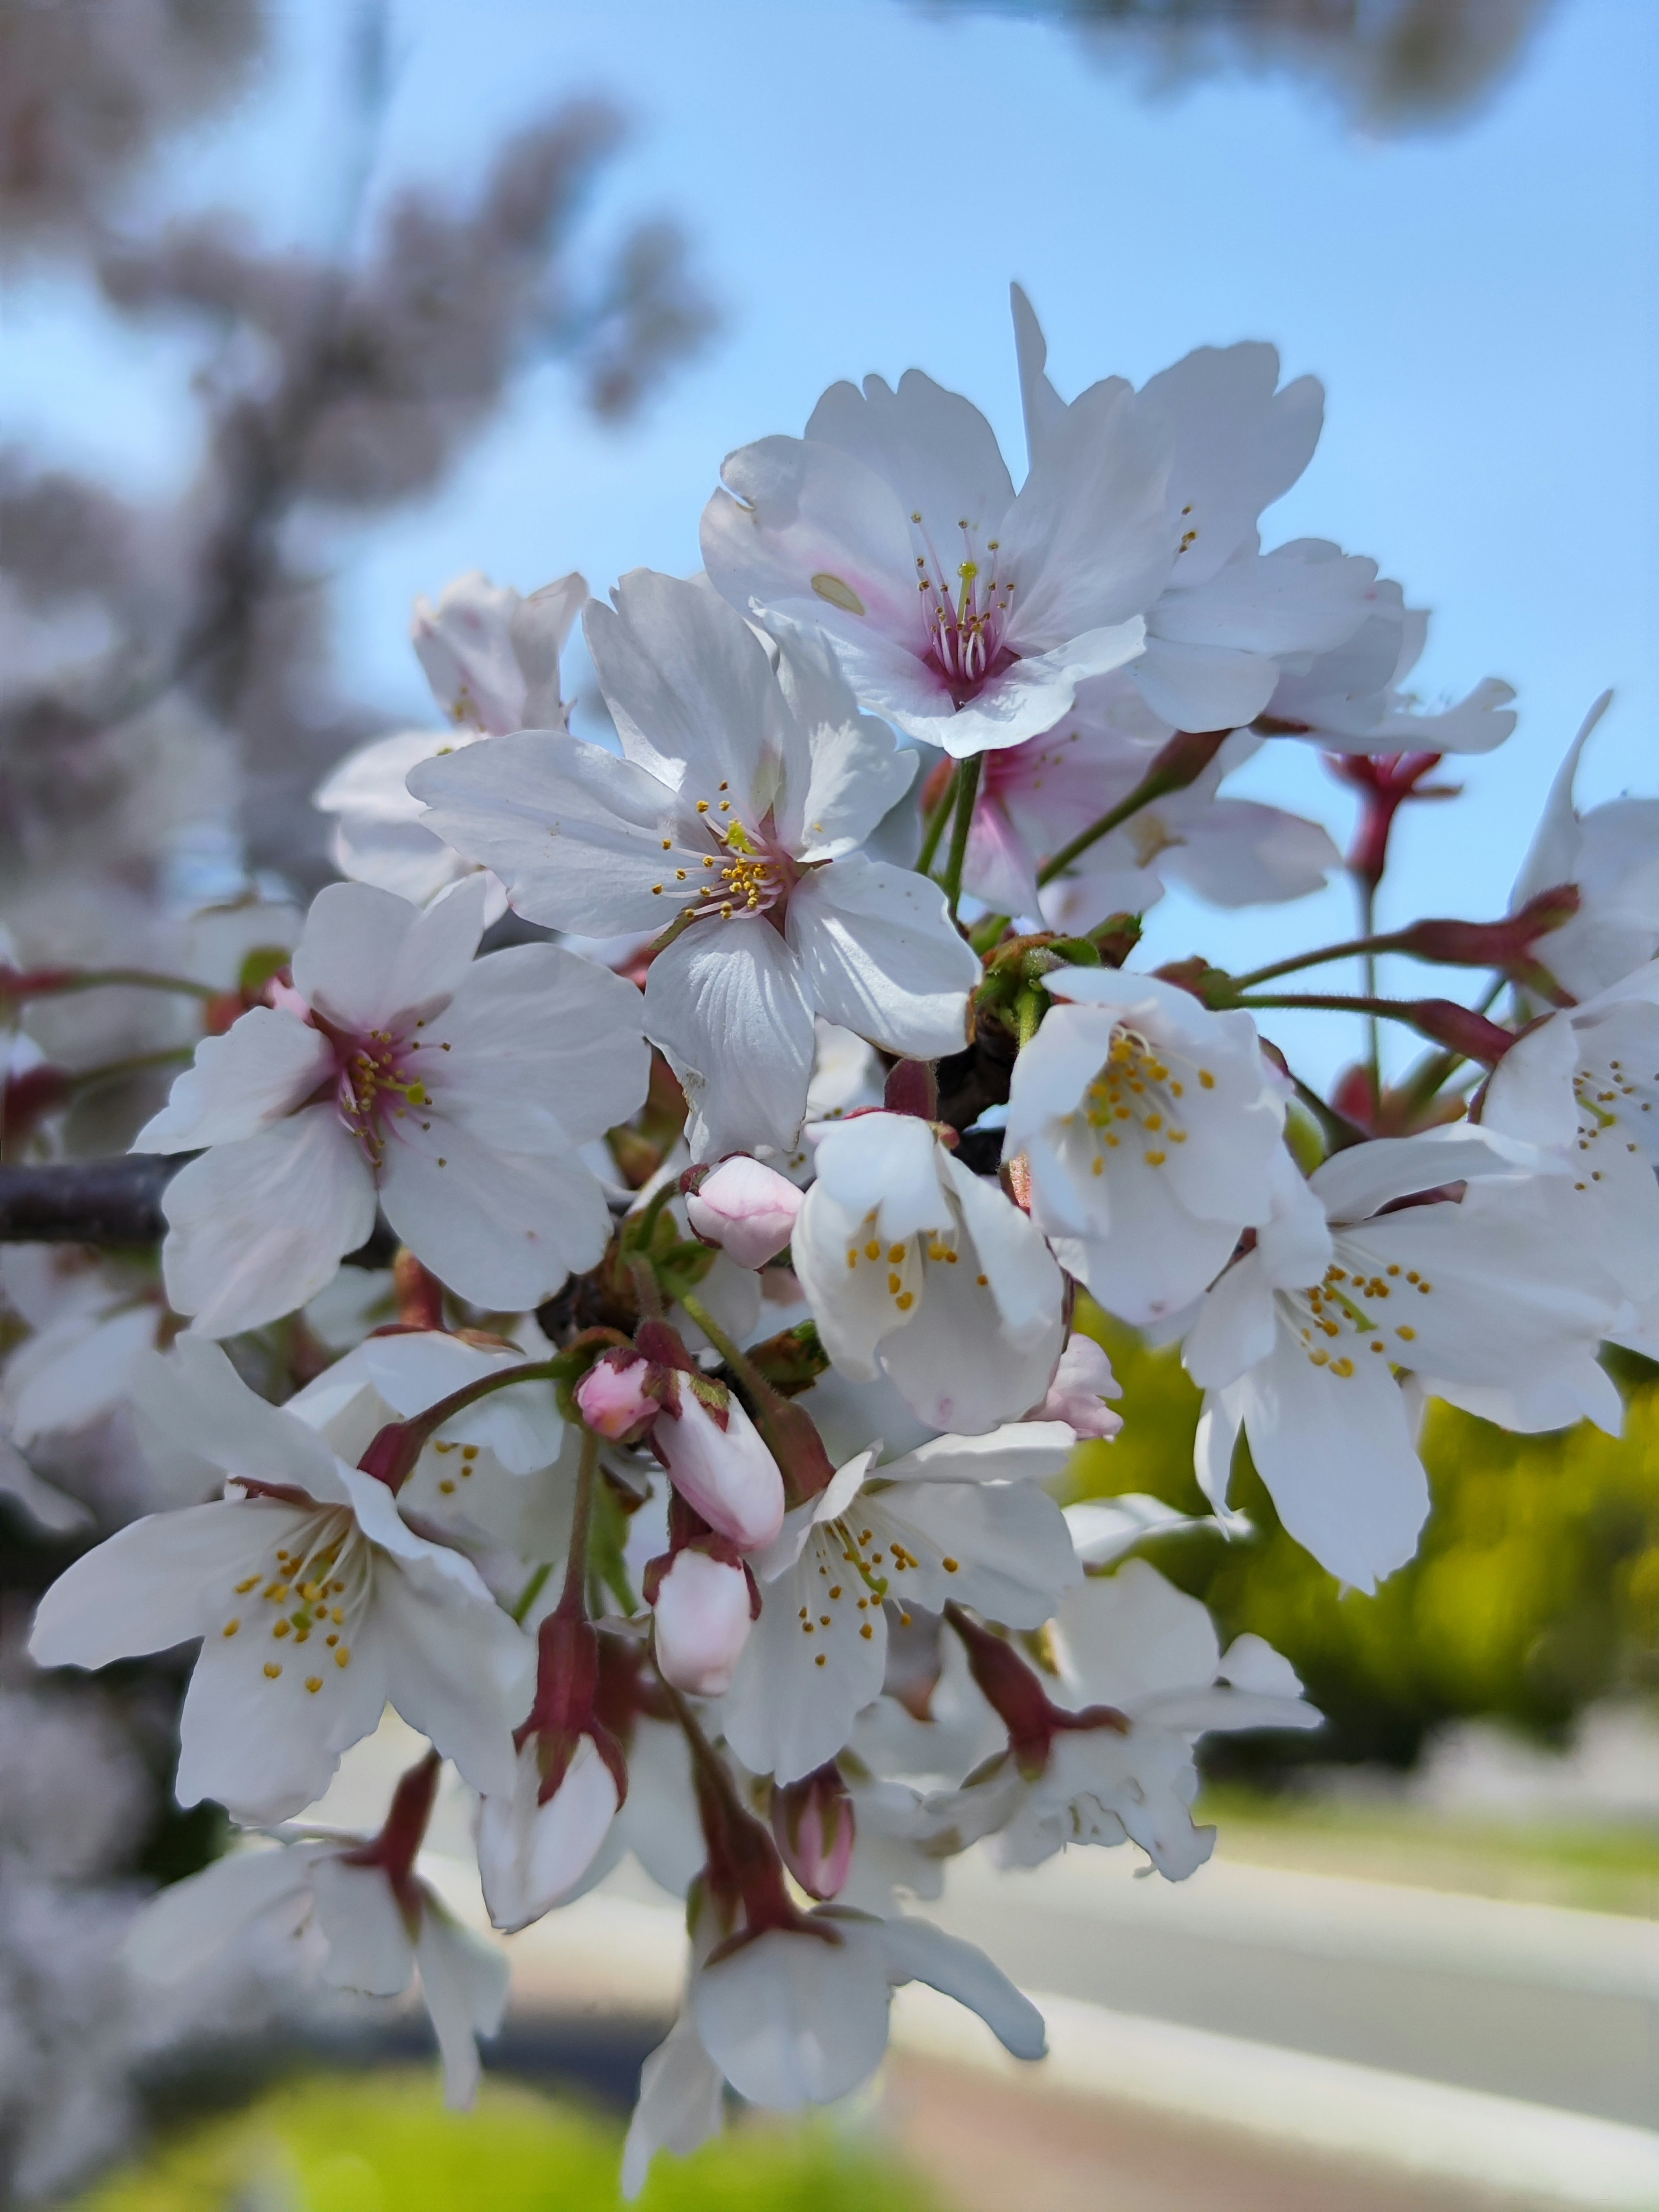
(314, 569), (586, 911)
(410, 570), (977, 1158)
(29, 1339), (533, 1821)
(1005, 966), (1287, 1325)
(792, 1108), (1066, 1431)
(1182, 1130), (1630, 1589)
(132, 875), (649, 1333)
(700, 304), (1173, 758)
(722, 1421), (1078, 1783)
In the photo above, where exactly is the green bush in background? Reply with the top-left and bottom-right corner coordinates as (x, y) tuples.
(1067, 1307), (1659, 1770)
(75, 2070), (937, 2212)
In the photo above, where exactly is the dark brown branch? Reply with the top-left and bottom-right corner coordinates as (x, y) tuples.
(0, 1156), (398, 1266)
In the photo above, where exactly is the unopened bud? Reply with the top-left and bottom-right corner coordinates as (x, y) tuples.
(685, 1156), (804, 1269)
(576, 1348), (662, 1442)
(477, 1732), (621, 1933)
(771, 1764), (856, 1901)
(1405, 998), (1519, 1067)
(1034, 1334), (1123, 1440)
(655, 1379), (785, 1551)
(652, 1548), (755, 1695)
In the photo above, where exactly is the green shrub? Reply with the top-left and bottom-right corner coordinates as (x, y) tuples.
(1067, 1306), (1659, 1770)
(74, 2069), (937, 2212)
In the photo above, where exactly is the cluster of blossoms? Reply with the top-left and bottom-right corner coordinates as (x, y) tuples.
(11, 289), (1658, 2195)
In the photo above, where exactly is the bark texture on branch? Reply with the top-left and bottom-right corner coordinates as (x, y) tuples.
(0, 1157), (399, 1266)
(0, 1157), (183, 1246)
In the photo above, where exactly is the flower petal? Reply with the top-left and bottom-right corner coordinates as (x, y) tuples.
(159, 1108), (376, 1338)
(132, 1008), (334, 1154)
(644, 916), (816, 1161)
(786, 855), (977, 1060)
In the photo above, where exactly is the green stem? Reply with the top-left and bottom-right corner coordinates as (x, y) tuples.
(1359, 880), (1382, 1105)
(915, 767), (958, 877)
(1230, 927), (1422, 993)
(677, 1289), (770, 1403)
(970, 912), (1011, 956)
(940, 753), (983, 918)
(2, 967), (219, 1004)
(626, 1179), (679, 1254)
(512, 1562), (554, 1626)
(1239, 991), (1459, 1028)
(65, 1047), (194, 1092)
(629, 1253), (666, 1322)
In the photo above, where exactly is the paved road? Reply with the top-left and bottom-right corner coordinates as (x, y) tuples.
(913, 1846), (1659, 2131)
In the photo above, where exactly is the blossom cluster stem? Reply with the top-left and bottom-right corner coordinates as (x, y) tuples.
(0, 966), (219, 1006)
(940, 754), (984, 918)
(1035, 728), (1230, 888)
(915, 766), (958, 877)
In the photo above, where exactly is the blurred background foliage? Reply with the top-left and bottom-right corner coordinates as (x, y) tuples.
(1068, 1302), (1659, 1773)
(73, 2070), (936, 2212)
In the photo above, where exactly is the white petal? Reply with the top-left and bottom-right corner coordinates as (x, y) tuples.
(880, 1421), (1076, 1486)
(478, 1734), (621, 1933)
(314, 728), (458, 824)
(722, 1538), (885, 1784)
(123, 1844), (316, 1986)
(310, 1858), (415, 1997)
(873, 1916), (1046, 2059)
(28, 1499), (281, 1669)
(786, 855), (976, 1060)
(132, 1008), (334, 1154)
(292, 878), (485, 1033)
(1053, 1557), (1218, 1707)
(1308, 1125), (1536, 1223)
(1228, 1334), (1429, 1592)
(368, 1565), (532, 1799)
(1131, 636), (1278, 733)
(622, 2010), (725, 2200)
(379, 1121), (613, 1312)
(160, 1109), (376, 1338)
(1182, 1252), (1278, 1389)
(692, 1924), (892, 2108)
(131, 1336), (345, 1496)
(588, 567), (794, 801)
(644, 916), (816, 1161)
(6, 1304), (157, 1445)
(422, 942), (650, 1154)
(873, 1478), (1078, 1625)
(770, 624), (918, 859)
(414, 1898), (512, 2109)
(411, 729), (705, 935)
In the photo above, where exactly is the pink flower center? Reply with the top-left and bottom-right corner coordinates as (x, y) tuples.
(333, 1026), (431, 1163)
(911, 513), (1019, 704)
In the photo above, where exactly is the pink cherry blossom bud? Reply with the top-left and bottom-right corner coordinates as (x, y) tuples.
(652, 1548), (754, 1695)
(576, 1350), (661, 1442)
(655, 1380), (785, 1552)
(685, 1156), (804, 1269)
(1035, 1334), (1124, 1441)
(771, 1764), (856, 1901)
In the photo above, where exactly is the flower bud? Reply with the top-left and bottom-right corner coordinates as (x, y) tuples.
(477, 1732), (620, 1933)
(1034, 1334), (1123, 1440)
(771, 1764), (856, 1901)
(576, 1349), (661, 1442)
(655, 1380), (785, 1552)
(652, 1548), (754, 1695)
(685, 1156), (804, 1269)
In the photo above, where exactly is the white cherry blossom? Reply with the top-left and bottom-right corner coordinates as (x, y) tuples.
(124, 1833), (509, 2108)
(700, 308), (1173, 759)
(925, 1560), (1317, 1878)
(1510, 693), (1659, 1000)
(624, 1906), (1043, 2194)
(1004, 966), (1287, 1325)
(792, 1109), (1067, 1432)
(1254, 570), (1516, 754)
(132, 875), (649, 1333)
(959, 677), (1338, 925)
(28, 1339), (533, 1821)
(314, 569), (586, 910)
(721, 1421), (1078, 1783)
(1014, 289), (1378, 735)
(410, 570), (977, 1159)
(1182, 1130), (1629, 1590)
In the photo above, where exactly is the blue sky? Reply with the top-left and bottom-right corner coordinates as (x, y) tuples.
(5, 0), (1655, 1081)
